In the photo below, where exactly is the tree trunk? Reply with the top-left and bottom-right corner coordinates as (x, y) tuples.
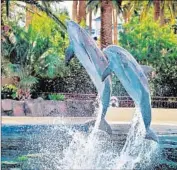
(160, 1), (165, 26)
(77, 0), (86, 24)
(101, 0), (113, 49)
(89, 8), (92, 34)
(72, 0), (78, 21)
(113, 8), (118, 44)
(153, 0), (160, 21)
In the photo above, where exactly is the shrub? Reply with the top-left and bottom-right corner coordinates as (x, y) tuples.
(48, 94), (65, 101)
(1, 84), (17, 99)
(119, 16), (177, 96)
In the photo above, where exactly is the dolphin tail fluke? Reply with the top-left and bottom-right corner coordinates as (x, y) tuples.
(145, 128), (159, 143)
(98, 118), (112, 135)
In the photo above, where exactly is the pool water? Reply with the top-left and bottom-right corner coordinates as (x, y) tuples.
(1, 124), (177, 170)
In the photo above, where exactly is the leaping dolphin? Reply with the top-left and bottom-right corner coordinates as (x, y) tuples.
(102, 45), (158, 142)
(65, 21), (112, 134)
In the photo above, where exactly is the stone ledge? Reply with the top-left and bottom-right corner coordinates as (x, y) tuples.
(1, 99), (95, 117)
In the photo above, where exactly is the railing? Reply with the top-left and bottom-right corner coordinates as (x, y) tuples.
(1, 92), (177, 108)
(116, 96), (177, 109)
(40, 93), (177, 108)
(62, 94), (177, 108)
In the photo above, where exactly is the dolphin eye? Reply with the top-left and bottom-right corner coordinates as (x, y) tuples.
(139, 72), (144, 77)
(123, 62), (128, 68)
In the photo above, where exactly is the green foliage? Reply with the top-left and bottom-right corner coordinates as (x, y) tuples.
(119, 16), (177, 96)
(48, 94), (65, 101)
(1, 84), (17, 99)
(1, 10), (70, 96)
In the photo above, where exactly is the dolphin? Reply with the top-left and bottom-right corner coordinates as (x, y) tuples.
(65, 21), (112, 134)
(101, 45), (159, 142)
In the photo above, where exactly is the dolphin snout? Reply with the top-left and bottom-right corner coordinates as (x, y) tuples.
(66, 20), (79, 29)
(65, 20), (70, 26)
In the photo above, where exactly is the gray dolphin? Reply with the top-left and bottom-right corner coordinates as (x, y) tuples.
(102, 45), (158, 142)
(65, 21), (112, 134)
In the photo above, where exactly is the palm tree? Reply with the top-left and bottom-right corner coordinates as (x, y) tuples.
(88, 0), (121, 49)
(78, 0), (86, 24)
(72, 0), (87, 25)
(72, 0), (78, 21)
(153, 0), (160, 21)
(159, 0), (177, 25)
(112, 0), (122, 44)
(112, 7), (118, 44)
(100, 0), (113, 49)
(89, 8), (93, 34)
(87, 1), (100, 34)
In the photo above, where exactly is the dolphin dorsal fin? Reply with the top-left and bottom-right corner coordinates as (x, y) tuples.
(140, 65), (154, 77)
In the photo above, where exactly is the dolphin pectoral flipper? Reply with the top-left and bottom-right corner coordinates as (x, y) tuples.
(102, 65), (112, 82)
(145, 128), (159, 143)
(84, 118), (112, 135)
(65, 43), (75, 66)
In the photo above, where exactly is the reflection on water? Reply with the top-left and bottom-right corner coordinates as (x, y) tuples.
(2, 112), (177, 170)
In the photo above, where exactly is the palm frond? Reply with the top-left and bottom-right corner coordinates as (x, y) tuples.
(19, 75), (38, 88)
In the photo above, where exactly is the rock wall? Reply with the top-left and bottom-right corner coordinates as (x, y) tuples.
(1, 99), (95, 117)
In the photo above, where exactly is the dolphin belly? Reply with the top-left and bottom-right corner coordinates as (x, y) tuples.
(66, 20), (112, 134)
(102, 45), (158, 142)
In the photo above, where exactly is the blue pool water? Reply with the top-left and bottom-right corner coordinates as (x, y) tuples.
(1, 124), (177, 170)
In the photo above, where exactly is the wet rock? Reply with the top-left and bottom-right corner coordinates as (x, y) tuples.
(24, 99), (44, 116)
(2, 99), (13, 111)
(12, 101), (25, 116)
(36, 97), (44, 101)
(1, 99), (95, 117)
(66, 100), (95, 117)
(42, 101), (66, 116)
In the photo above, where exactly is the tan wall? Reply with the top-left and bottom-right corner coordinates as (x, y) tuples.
(106, 107), (177, 124)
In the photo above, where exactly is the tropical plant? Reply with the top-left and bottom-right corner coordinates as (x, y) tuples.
(1, 9), (70, 99)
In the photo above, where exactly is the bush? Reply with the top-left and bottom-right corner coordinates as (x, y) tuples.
(119, 16), (177, 96)
(48, 94), (65, 101)
(1, 84), (17, 99)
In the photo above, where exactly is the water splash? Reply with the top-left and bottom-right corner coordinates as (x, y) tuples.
(93, 95), (103, 130)
(56, 107), (158, 170)
(24, 104), (159, 169)
(115, 108), (159, 169)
